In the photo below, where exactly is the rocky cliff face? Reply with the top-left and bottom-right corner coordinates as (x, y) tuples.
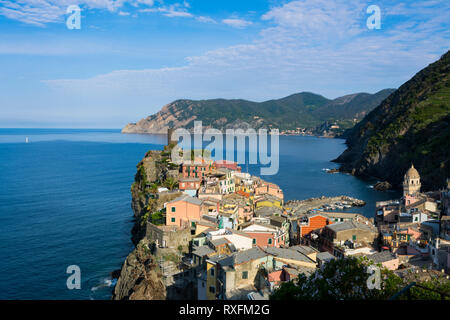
(334, 51), (450, 190)
(112, 239), (166, 300)
(113, 147), (181, 300)
(122, 100), (199, 134)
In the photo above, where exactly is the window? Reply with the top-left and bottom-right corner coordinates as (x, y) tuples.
(210, 268), (215, 276)
(268, 238), (273, 245)
(252, 239), (256, 245)
(209, 286), (215, 293)
(171, 207), (176, 212)
(191, 222), (196, 228)
(352, 235), (356, 241)
(242, 271), (248, 279)
(171, 217), (176, 223)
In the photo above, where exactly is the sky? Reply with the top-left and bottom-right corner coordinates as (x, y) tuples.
(0, 0), (448, 128)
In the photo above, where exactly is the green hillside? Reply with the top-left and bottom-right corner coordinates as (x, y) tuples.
(335, 51), (450, 190)
(123, 89), (395, 133)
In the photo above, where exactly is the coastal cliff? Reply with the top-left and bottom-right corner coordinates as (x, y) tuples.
(112, 239), (166, 300)
(334, 51), (450, 190)
(113, 146), (181, 300)
(122, 90), (394, 134)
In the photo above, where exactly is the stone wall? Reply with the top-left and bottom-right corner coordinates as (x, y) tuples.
(146, 222), (192, 249)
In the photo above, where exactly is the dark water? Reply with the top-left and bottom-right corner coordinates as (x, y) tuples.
(0, 129), (400, 299)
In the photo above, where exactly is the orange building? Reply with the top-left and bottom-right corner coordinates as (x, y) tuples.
(182, 162), (212, 180)
(166, 195), (203, 227)
(298, 214), (332, 238)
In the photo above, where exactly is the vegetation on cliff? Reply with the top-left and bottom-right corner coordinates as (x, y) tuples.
(114, 144), (185, 300)
(335, 51), (450, 190)
(130, 145), (181, 243)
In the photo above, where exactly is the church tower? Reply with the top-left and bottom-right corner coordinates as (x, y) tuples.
(403, 164), (421, 197)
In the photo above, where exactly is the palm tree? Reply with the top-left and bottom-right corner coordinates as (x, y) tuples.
(164, 177), (178, 191)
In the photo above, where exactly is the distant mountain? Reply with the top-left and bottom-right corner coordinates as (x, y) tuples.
(122, 90), (395, 134)
(334, 51), (450, 190)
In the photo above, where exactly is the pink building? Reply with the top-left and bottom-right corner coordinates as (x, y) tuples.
(254, 182), (284, 201)
(166, 195), (203, 227)
(368, 251), (400, 271)
(404, 195), (420, 206)
(179, 177), (202, 191)
(242, 224), (287, 248)
(214, 160), (241, 172)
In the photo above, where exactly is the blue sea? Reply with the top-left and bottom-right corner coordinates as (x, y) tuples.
(0, 129), (400, 300)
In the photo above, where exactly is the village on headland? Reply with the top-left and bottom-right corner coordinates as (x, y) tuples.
(113, 132), (450, 300)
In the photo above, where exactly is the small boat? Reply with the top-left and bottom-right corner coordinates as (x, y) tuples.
(25, 137), (29, 143)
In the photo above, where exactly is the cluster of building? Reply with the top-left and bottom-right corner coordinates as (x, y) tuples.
(149, 149), (450, 299)
(374, 165), (450, 274)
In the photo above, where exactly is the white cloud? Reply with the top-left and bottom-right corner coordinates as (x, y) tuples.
(118, 11), (130, 16)
(0, 0), (161, 25)
(139, 4), (192, 18)
(261, 0), (364, 40)
(163, 9), (192, 18)
(222, 18), (252, 29)
(40, 0), (449, 116)
(196, 15), (216, 24)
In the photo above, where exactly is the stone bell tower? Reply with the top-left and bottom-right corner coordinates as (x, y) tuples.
(403, 164), (421, 197)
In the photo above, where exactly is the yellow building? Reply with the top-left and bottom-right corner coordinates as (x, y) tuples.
(205, 259), (218, 300)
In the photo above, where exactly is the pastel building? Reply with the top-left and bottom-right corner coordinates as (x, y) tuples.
(214, 160), (241, 172)
(182, 161), (213, 180)
(166, 195), (203, 227)
(242, 223), (288, 248)
(179, 177), (201, 194)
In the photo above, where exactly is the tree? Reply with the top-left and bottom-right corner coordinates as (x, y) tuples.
(163, 177), (178, 191)
(271, 257), (408, 300)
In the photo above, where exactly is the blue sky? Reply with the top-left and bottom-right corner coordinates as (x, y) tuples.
(0, 0), (449, 128)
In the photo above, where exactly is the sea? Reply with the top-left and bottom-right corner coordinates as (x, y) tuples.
(0, 129), (401, 299)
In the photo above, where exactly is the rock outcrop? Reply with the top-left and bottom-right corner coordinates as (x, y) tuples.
(373, 181), (392, 191)
(112, 239), (166, 300)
